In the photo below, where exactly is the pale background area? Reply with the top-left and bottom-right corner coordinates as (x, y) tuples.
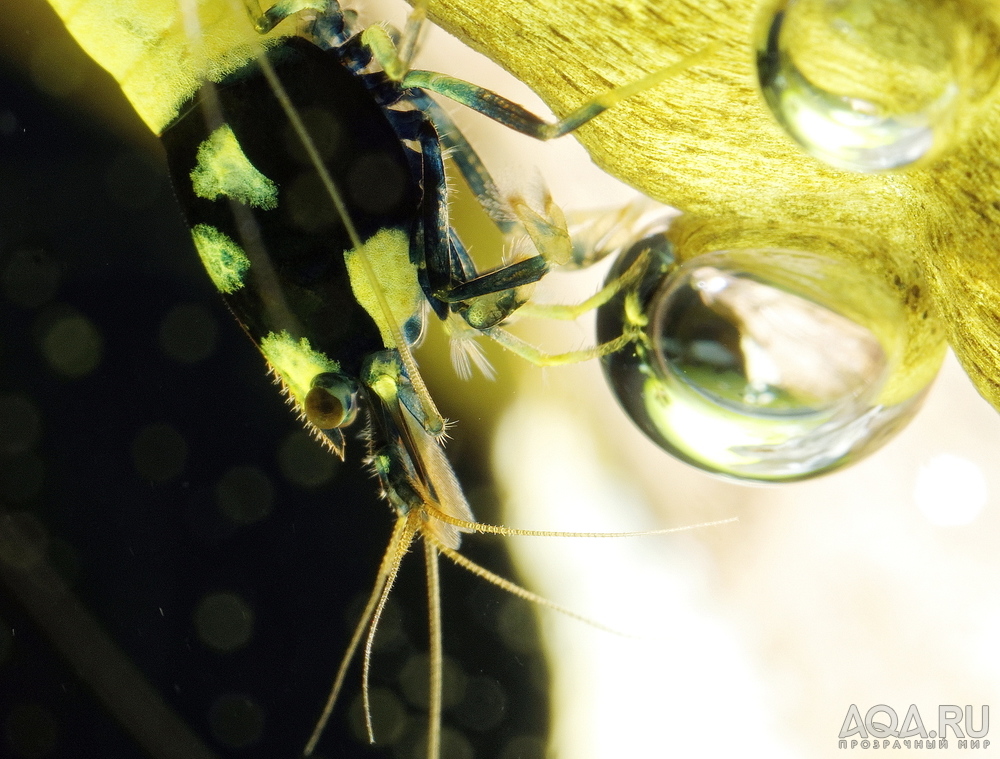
(369, 2), (1000, 757)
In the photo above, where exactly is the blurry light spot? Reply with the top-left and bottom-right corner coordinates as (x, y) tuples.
(0, 111), (17, 137)
(914, 453), (987, 526)
(0, 394), (41, 454)
(159, 302), (219, 364)
(131, 423), (187, 483)
(500, 734), (546, 759)
(3, 702), (57, 758)
(410, 727), (473, 759)
(287, 172), (338, 232)
(497, 597), (540, 655)
(277, 430), (336, 488)
(47, 537), (79, 589)
(283, 107), (343, 163)
(215, 465), (273, 525)
(348, 687), (406, 746)
(208, 693), (264, 748)
(399, 653), (466, 710)
(39, 310), (102, 378)
(30, 37), (86, 98)
(452, 675), (506, 732)
(0, 452), (45, 504)
(0, 618), (12, 666)
(348, 153), (406, 214)
(347, 595), (405, 653)
(0, 512), (49, 571)
(104, 151), (161, 210)
(194, 591), (254, 652)
(2, 249), (60, 308)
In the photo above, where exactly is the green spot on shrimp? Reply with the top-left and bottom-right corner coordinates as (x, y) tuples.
(191, 124), (279, 210)
(260, 330), (341, 405)
(190, 224), (251, 294)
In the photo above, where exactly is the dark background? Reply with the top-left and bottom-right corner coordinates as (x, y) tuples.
(0, 6), (547, 758)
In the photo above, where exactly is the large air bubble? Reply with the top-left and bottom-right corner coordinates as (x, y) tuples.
(597, 238), (937, 481)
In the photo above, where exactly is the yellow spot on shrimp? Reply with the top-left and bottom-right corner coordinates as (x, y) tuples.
(260, 330), (340, 408)
(191, 124), (278, 210)
(344, 228), (424, 348)
(190, 224), (251, 294)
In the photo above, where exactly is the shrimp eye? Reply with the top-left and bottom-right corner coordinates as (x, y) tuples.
(305, 373), (359, 429)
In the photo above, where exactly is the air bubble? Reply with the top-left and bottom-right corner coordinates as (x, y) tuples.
(597, 239), (939, 481)
(755, 0), (1000, 170)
